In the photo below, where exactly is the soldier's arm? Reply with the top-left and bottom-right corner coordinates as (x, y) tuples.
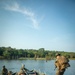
(54, 61), (57, 70)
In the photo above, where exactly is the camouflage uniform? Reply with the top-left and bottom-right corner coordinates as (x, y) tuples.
(56, 68), (65, 75)
(2, 66), (8, 75)
(55, 54), (70, 75)
(8, 71), (12, 75)
(18, 64), (29, 75)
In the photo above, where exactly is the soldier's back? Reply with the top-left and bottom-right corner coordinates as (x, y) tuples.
(2, 68), (8, 75)
(57, 56), (69, 65)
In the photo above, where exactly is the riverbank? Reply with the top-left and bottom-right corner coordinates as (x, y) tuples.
(17, 57), (75, 60)
(0, 57), (47, 60)
(18, 57), (47, 60)
(0, 57), (75, 60)
(69, 58), (75, 60)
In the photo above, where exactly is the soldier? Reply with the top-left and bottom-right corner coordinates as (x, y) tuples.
(8, 71), (12, 75)
(18, 64), (29, 75)
(55, 53), (70, 75)
(2, 65), (8, 75)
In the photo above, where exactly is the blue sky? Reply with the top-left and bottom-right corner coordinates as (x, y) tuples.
(0, 0), (75, 52)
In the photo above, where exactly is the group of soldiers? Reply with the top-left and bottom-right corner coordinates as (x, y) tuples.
(1, 64), (29, 75)
(1, 53), (70, 75)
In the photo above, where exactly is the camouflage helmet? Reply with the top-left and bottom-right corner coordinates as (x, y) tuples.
(3, 65), (5, 68)
(55, 53), (61, 57)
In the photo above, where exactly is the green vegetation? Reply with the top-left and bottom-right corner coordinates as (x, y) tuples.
(0, 47), (75, 60)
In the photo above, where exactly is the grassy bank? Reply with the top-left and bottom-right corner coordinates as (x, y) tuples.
(0, 56), (5, 59)
(0, 56), (75, 60)
(69, 58), (75, 60)
(18, 57), (46, 60)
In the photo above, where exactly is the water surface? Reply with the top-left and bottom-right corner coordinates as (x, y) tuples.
(0, 60), (75, 75)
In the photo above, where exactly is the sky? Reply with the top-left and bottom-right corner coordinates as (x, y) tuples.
(0, 0), (75, 52)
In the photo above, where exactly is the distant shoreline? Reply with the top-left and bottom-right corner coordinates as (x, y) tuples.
(0, 56), (51, 60)
(18, 57), (48, 60)
(0, 57), (75, 60)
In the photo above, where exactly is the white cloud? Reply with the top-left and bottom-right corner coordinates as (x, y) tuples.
(4, 2), (40, 29)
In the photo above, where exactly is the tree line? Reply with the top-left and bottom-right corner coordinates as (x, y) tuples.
(0, 47), (75, 59)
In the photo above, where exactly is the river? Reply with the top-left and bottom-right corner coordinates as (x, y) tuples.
(0, 60), (75, 75)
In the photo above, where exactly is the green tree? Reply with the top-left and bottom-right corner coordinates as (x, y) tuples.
(3, 50), (10, 59)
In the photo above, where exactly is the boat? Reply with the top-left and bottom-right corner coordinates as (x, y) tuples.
(7, 69), (46, 75)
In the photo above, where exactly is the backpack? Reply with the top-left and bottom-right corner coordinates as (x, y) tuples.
(55, 56), (70, 70)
